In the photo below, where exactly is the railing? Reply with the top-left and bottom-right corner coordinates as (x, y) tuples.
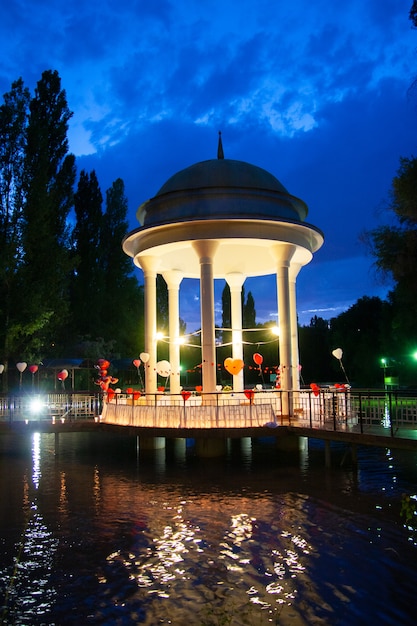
(0, 392), (101, 421)
(101, 388), (417, 434)
(2, 389), (417, 438)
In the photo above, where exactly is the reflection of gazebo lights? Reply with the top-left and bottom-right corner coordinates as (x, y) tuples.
(123, 137), (324, 399)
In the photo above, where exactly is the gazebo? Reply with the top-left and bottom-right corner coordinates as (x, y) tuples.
(123, 135), (324, 402)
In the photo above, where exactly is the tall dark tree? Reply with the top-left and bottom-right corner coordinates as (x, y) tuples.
(71, 169), (104, 342)
(243, 291), (256, 329)
(0, 79), (30, 382)
(18, 70), (75, 359)
(101, 178), (144, 356)
(363, 157), (417, 350)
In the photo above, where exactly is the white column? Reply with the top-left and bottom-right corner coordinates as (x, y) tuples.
(226, 272), (245, 392)
(290, 263), (302, 390)
(273, 244), (296, 414)
(192, 240), (219, 394)
(163, 269), (183, 395)
(139, 256), (159, 394)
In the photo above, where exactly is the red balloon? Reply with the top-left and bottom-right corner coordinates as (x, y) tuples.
(126, 387), (133, 394)
(133, 359), (141, 368)
(195, 385), (202, 393)
(133, 391), (141, 400)
(253, 353), (263, 366)
(57, 370), (68, 381)
(181, 390), (191, 402)
(244, 389), (255, 401)
(29, 365), (38, 374)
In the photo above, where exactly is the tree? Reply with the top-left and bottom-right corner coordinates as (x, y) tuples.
(0, 78), (30, 384)
(12, 70), (75, 362)
(410, 1), (417, 28)
(298, 316), (332, 384)
(70, 169), (104, 342)
(243, 291), (256, 329)
(100, 178), (144, 356)
(330, 296), (390, 387)
(363, 157), (417, 349)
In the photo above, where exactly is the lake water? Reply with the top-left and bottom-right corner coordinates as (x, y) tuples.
(0, 431), (416, 625)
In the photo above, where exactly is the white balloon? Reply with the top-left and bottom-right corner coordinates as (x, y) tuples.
(156, 360), (171, 377)
(140, 352), (150, 363)
(332, 348), (343, 360)
(0, 364), (4, 374)
(16, 362), (27, 373)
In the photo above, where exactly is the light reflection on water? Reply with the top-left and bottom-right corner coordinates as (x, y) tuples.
(0, 432), (416, 625)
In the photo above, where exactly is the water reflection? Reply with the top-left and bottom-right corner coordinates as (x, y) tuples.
(0, 432), (416, 625)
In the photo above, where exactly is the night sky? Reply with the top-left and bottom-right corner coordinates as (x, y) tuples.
(1, 0), (416, 329)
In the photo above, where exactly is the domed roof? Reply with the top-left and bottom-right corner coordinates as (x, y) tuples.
(156, 159), (289, 196)
(137, 157), (308, 226)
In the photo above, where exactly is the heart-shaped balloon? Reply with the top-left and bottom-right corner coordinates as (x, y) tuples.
(0, 364), (4, 374)
(16, 362), (27, 373)
(140, 352), (150, 363)
(181, 390), (191, 402)
(244, 389), (255, 401)
(29, 365), (38, 374)
(133, 359), (141, 368)
(195, 385), (203, 393)
(224, 357), (244, 376)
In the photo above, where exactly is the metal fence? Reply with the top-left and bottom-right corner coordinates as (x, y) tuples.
(0, 392), (100, 421)
(2, 389), (417, 435)
(101, 388), (417, 433)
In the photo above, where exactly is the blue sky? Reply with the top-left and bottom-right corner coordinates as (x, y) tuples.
(1, 0), (416, 329)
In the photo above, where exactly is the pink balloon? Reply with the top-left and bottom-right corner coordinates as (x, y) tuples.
(133, 359), (141, 368)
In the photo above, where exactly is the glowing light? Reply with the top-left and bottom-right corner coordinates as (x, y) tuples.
(156, 331), (164, 340)
(271, 325), (280, 336)
(29, 397), (44, 414)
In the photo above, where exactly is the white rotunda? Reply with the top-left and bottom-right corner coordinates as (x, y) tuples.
(123, 136), (324, 400)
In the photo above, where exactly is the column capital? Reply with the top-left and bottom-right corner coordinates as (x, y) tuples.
(272, 243), (296, 266)
(139, 255), (160, 274)
(192, 239), (219, 262)
(225, 271), (245, 291)
(163, 269), (184, 289)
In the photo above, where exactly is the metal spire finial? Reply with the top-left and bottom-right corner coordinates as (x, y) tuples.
(217, 131), (224, 159)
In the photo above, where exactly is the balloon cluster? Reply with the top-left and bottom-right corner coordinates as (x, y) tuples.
(95, 358), (119, 393)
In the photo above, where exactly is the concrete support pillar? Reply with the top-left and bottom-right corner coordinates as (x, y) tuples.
(225, 272), (245, 392)
(195, 437), (227, 458)
(290, 263), (302, 391)
(163, 270), (184, 395)
(140, 256), (159, 394)
(139, 436), (166, 450)
(192, 240), (219, 394)
(273, 244), (296, 415)
(325, 440), (331, 468)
